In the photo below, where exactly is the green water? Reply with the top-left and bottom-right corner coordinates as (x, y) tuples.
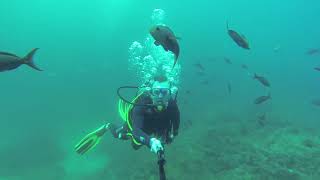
(0, 0), (320, 179)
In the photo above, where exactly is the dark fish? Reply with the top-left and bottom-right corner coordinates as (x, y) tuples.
(185, 90), (191, 94)
(227, 21), (250, 50)
(182, 119), (193, 130)
(253, 73), (271, 87)
(182, 99), (189, 105)
(201, 80), (209, 85)
(314, 67), (320, 71)
(306, 49), (319, 55)
(196, 71), (206, 76)
(311, 99), (320, 106)
(193, 63), (205, 71)
(227, 82), (232, 94)
(207, 57), (217, 62)
(257, 113), (267, 127)
(224, 57), (232, 64)
(258, 113), (266, 121)
(254, 93), (271, 104)
(0, 48), (41, 72)
(241, 64), (248, 70)
(185, 120), (192, 127)
(149, 25), (180, 68)
(273, 45), (281, 52)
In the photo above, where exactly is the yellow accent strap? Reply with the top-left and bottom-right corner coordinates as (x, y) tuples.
(127, 133), (142, 145)
(117, 92), (144, 145)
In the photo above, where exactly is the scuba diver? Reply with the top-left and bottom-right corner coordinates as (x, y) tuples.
(75, 75), (180, 156)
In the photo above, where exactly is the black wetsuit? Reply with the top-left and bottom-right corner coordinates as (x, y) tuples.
(110, 94), (180, 149)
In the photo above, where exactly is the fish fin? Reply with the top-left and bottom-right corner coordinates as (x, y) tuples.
(75, 123), (109, 155)
(241, 34), (247, 40)
(154, 41), (160, 46)
(167, 35), (179, 42)
(0, 52), (19, 57)
(163, 46), (169, 51)
(253, 73), (258, 79)
(22, 48), (42, 71)
(172, 58), (178, 69)
(175, 36), (182, 40)
(245, 72), (253, 78)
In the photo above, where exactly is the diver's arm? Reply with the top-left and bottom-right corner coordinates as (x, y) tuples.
(131, 106), (152, 148)
(171, 101), (180, 136)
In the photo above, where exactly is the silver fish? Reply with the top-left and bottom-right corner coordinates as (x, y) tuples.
(306, 48), (319, 55)
(254, 93), (271, 104)
(254, 73), (271, 87)
(314, 67), (320, 71)
(241, 64), (248, 70)
(193, 63), (205, 71)
(224, 57), (232, 64)
(0, 48), (41, 72)
(227, 82), (232, 94)
(311, 99), (320, 106)
(257, 113), (267, 127)
(227, 21), (250, 50)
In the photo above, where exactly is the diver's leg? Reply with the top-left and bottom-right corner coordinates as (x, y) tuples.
(109, 123), (130, 140)
(109, 123), (143, 150)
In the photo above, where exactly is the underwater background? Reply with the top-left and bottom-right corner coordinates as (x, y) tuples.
(1, 0), (320, 179)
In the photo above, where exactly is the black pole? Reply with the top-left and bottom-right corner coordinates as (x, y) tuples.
(157, 150), (166, 180)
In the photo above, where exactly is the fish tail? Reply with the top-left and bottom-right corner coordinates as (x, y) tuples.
(23, 48), (42, 71)
(171, 54), (178, 69)
(253, 73), (258, 79)
(248, 72), (255, 78)
(172, 63), (176, 70)
(226, 20), (229, 30)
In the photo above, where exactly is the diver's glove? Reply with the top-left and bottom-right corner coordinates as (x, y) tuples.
(150, 138), (163, 154)
(167, 130), (178, 144)
(173, 130), (178, 137)
(166, 134), (175, 144)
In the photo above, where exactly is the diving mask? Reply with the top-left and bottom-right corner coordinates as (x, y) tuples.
(150, 81), (171, 111)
